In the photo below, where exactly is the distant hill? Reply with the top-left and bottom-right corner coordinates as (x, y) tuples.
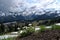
(0, 8), (60, 23)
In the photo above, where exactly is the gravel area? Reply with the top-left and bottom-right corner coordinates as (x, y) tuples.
(16, 30), (60, 40)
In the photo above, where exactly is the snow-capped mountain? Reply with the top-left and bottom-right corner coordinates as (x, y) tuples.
(0, 0), (60, 23)
(0, 8), (60, 23)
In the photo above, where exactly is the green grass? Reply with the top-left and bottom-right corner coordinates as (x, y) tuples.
(39, 25), (60, 32)
(52, 25), (60, 30)
(39, 25), (46, 32)
(2, 37), (15, 40)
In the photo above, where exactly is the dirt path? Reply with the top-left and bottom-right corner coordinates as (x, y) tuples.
(16, 30), (60, 40)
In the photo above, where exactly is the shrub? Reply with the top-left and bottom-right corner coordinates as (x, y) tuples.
(20, 27), (35, 37)
(26, 27), (35, 33)
(20, 30), (28, 37)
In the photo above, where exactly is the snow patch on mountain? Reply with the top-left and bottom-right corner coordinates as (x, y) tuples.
(0, 0), (60, 18)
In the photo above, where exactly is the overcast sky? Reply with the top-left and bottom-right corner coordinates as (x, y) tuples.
(0, 0), (60, 13)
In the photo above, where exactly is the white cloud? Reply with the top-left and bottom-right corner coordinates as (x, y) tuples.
(0, 0), (60, 16)
(9, 0), (58, 12)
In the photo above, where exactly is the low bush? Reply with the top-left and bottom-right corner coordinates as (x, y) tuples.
(20, 27), (35, 37)
(26, 27), (35, 34)
(20, 30), (28, 37)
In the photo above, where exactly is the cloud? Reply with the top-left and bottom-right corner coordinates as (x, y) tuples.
(0, 0), (60, 15)
(0, 0), (60, 21)
(0, 0), (13, 12)
(9, 0), (59, 12)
